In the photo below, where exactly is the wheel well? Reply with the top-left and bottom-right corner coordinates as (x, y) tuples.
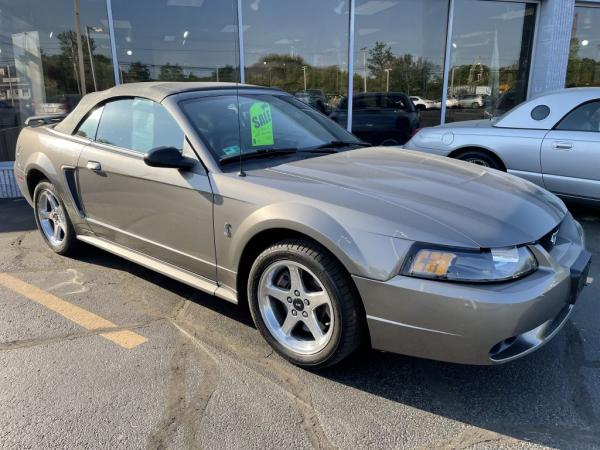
(235, 228), (349, 308)
(448, 147), (506, 171)
(26, 169), (48, 198)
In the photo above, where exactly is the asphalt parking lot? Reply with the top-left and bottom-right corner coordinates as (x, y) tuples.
(1, 198), (599, 449)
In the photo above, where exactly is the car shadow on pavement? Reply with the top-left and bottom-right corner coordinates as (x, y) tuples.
(77, 240), (600, 449)
(36, 202), (600, 449)
(316, 328), (600, 447)
(74, 243), (255, 328)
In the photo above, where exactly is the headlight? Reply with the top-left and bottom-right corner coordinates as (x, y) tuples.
(402, 245), (537, 282)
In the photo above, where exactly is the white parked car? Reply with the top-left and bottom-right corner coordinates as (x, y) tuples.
(410, 96), (435, 111)
(432, 97), (459, 109)
(456, 94), (486, 109)
(404, 88), (600, 204)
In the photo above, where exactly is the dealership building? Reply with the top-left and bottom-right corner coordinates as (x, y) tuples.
(0, 0), (599, 174)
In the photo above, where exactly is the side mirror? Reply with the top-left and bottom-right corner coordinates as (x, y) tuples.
(144, 146), (195, 170)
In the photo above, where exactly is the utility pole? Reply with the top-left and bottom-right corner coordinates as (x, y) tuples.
(85, 26), (98, 91)
(73, 0), (86, 95)
(384, 68), (391, 92)
(302, 66), (307, 91)
(361, 47), (368, 92)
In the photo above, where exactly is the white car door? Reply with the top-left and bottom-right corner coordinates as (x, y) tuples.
(541, 99), (600, 201)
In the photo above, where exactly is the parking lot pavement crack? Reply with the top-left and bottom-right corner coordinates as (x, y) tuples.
(0, 319), (163, 352)
(419, 429), (511, 450)
(174, 315), (334, 450)
(145, 319), (220, 450)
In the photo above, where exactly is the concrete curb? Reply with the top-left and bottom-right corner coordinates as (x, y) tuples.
(0, 162), (21, 198)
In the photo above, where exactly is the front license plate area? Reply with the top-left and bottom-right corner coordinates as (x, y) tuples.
(570, 250), (592, 304)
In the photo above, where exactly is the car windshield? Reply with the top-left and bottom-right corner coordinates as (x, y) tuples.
(181, 92), (360, 162)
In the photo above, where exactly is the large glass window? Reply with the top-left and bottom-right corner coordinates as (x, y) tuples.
(567, 6), (600, 88)
(0, 0), (114, 161)
(351, 0), (448, 142)
(110, 0), (239, 84)
(445, 0), (536, 123)
(242, 0), (349, 124)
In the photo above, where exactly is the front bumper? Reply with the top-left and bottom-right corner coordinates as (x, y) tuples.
(354, 215), (591, 365)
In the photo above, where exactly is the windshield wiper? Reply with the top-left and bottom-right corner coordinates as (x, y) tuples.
(309, 140), (371, 151)
(219, 148), (299, 164)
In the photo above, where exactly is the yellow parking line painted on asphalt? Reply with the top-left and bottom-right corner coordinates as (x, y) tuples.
(0, 272), (147, 349)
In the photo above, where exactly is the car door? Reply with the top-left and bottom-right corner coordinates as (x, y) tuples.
(541, 99), (600, 201)
(76, 97), (216, 280)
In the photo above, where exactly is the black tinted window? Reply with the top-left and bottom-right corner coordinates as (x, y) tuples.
(382, 95), (407, 110)
(354, 95), (377, 110)
(556, 101), (600, 132)
(75, 106), (103, 139)
(96, 98), (184, 153)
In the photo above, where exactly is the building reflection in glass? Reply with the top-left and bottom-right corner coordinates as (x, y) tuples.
(445, 0), (536, 123)
(242, 0), (349, 126)
(111, 0), (239, 84)
(567, 6), (600, 88)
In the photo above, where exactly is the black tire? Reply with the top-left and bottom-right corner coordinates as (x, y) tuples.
(455, 150), (503, 171)
(381, 138), (400, 146)
(247, 239), (365, 369)
(33, 181), (78, 255)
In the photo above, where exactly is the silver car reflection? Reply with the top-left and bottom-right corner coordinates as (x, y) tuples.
(405, 88), (600, 205)
(14, 82), (591, 368)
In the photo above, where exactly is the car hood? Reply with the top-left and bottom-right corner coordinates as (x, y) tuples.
(265, 147), (566, 248)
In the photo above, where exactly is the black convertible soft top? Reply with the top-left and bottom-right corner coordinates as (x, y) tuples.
(54, 81), (242, 135)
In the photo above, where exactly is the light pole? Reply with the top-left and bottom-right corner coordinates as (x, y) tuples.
(5, 65), (14, 106)
(216, 66), (219, 82)
(73, 0), (86, 95)
(85, 26), (102, 91)
(384, 68), (391, 92)
(360, 47), (368, 92)
(302, 66), (307, 91)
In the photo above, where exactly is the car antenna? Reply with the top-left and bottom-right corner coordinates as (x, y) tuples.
(236, 91), (245, 178)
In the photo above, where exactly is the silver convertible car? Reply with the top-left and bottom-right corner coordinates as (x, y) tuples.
(406, 88), (600, 205)
(14, 82), (591, 368)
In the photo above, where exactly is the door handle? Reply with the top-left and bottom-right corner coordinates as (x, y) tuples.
(552, 141), (573, 150)
(86, 161), (102, 172)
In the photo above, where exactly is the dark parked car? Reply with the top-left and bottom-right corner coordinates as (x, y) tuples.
(329, 92), (420, 145)
(294, 89), (329, 114)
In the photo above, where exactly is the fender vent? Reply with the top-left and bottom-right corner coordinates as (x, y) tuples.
(63, 167), (85, 217)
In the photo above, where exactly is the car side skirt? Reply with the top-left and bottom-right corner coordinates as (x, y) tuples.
(77, 235), (238, 304)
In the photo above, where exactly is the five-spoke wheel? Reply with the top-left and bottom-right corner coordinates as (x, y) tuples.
(248, 239), (364, 368)
(37, 189), (67, 246)
(33, 181), (77, 255)
(258, 260), (334, 355)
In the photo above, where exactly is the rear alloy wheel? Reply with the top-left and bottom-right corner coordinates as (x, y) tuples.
(456, 150), (503, 171)
(34, 181), (78, 255)
(248, 239), (364, 368)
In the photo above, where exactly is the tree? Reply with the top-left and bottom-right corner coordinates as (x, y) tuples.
(158, 63), (185, 81)
(367, 41), (394, 81)
(126, 62), (151, 82)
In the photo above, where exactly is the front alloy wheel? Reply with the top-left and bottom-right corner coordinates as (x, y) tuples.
(248, 239), (365, 368)
(258, 260), (334, 355)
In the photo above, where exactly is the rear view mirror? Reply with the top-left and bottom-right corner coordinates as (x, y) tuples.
(144, 146), (195, 170)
